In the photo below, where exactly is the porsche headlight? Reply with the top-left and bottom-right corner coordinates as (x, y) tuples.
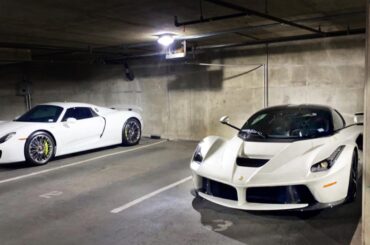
(311, 145), (345, 172)
(0, 132), (16, 144)
(192, 145), (204, 164)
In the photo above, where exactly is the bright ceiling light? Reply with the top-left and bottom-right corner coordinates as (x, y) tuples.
(157, 34), (175, 46)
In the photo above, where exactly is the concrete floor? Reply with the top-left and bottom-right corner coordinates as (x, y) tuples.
(0, 138), (362, 245)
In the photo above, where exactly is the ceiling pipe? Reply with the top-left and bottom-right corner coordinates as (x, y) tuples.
(205, 0), (324, 34)
(175, 11), (364, 41)
(174, 12), (250, 26)
(197, 28), (365, 50)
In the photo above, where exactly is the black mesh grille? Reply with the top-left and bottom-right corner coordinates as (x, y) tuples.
(200, 177), (238, 201)
(236, 157), (269, 167)
(246, 185), (316, 204)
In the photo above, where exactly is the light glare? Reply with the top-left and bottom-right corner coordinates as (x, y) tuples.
(157, 35), (174, 46)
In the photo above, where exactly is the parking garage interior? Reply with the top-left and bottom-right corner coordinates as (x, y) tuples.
(0, 0), (369, 244)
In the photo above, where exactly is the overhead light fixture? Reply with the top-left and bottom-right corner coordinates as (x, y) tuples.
(157, 33), (175, 46)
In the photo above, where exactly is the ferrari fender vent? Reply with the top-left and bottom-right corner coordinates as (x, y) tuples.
(246, 185), (316, 204)
(236, 157), (269, 167)
(200, 177), (238, 201)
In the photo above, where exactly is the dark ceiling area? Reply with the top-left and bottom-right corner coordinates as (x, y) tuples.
(0, 0), (366, 63)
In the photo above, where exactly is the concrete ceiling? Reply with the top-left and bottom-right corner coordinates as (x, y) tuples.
(0, 0), (365, 61)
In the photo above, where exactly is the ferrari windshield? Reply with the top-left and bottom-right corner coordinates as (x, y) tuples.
(240, 107), (332, 140)
(16, 105), (63, 123)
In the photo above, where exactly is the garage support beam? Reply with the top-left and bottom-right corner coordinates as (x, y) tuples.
(364, 1), (370, 244)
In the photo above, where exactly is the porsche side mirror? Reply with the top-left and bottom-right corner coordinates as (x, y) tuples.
(354, 113), (364, 125)
(66, 117), (77, 124)
(220, 116), (230, 124)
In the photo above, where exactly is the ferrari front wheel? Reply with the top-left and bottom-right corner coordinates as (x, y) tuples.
(122, 118), (141, 146)
(346, 150), (358, 203)
(25, 131), (55, 166)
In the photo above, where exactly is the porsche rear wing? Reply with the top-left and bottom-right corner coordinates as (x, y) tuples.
(110, 105), (143, 113)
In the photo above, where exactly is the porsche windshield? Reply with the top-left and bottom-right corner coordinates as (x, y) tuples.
(16, 105), (63, 123)
(240, 107), (332, 140)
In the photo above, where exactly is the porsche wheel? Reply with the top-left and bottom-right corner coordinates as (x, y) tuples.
(25, 132), (55, 166)
(122, 118), (141, 146)
(346, 150), (358, 203)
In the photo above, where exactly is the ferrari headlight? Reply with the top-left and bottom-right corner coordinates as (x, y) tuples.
(192, 145), (204, 164)
(0, 132), (16, 144)
(311, 145), (345, 172)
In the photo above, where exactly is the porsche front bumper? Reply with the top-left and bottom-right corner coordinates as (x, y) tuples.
(0, 139), (27, 164)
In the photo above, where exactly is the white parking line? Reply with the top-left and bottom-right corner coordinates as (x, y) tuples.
(111, 176), (192, 214)
(0, 140), (167, 185)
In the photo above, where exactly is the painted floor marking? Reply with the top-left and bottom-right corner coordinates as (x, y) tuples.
(0, 140), (167, 185)
(40, 190), (63, 199)
(111, 176), (192, 214)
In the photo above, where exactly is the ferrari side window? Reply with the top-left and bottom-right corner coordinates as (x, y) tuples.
(332, 110), (345, 131)
(62, 107), (95, 121)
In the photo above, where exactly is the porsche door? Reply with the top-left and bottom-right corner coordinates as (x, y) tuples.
(58, 107), (105, 153)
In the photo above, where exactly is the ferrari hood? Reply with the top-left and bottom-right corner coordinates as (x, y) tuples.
(200, 136), (330, 186)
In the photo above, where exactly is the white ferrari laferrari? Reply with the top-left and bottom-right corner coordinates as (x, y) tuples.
(0, 102), (142, 166)
(190, 105), (363, 211)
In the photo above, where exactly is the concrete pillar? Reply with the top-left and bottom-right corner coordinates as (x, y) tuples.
(364, 1), (370, 244)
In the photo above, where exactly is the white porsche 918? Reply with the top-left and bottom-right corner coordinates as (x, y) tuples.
(0, 102), (142, 166)
(190, 105), (363, 211)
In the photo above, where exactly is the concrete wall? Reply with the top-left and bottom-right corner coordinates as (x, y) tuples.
(0, 35), (365, 141)
(363, 2), (369, 244)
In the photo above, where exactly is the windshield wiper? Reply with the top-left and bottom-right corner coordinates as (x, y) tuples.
(241, 128), (268, 139)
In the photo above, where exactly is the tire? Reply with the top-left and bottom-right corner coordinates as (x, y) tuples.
(346, 150), (358, 203)
(25, 131), (55, 166)
(122, 118), (141, 146)
(356, 135), (363, 151)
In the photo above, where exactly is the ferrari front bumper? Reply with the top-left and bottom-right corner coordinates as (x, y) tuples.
(191, 170), (349, 211)
(198, 191), (309, 210)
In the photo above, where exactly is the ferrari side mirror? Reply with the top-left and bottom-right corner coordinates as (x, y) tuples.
(220, 116), (230, 124)
(219, 116), (241, 131)
(354, 113), (364, 125)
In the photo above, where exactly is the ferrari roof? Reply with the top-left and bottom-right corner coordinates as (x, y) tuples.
(265, 104), (333, 111)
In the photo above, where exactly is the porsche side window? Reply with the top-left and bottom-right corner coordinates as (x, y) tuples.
(332, 110), (345, 131)
(62, 107), (95, 121)
(16, 105), (63, 123)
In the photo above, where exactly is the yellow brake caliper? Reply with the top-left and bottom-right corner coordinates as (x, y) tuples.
(43, 140), (49, 156)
